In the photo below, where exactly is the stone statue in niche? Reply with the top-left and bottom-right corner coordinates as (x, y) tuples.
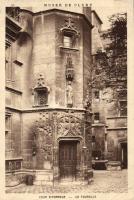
(66, 81), (73, 107)
(83, 90), (91, 109)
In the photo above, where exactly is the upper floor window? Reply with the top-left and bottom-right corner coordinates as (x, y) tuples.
(5, 46), (12, 81)
(5, 113), (12, 134)
(119, 100), (127, 116)
(60, 17), (79, 50)
(94, 112), (100, 123)
(94, 90), (100, 99)
(5, 59), (12, 81)
(63, 33), (73, 48)
(92, 135), (96, 143)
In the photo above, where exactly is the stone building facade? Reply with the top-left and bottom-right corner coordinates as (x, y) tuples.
(5, 7), (93, 185)
(91, 11), (127, 169)
(5, 6), (127, 186)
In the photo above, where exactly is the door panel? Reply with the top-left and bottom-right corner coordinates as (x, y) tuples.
(59, 141), (77, 178)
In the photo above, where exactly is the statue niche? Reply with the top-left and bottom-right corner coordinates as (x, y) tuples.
(65, 54), (74, 107)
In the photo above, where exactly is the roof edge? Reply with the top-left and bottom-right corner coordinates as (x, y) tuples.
(20, 8), (93, 28)
(92, 10), (103, 24)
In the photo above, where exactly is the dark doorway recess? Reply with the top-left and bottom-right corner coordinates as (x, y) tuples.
(121, 142), (127, 169)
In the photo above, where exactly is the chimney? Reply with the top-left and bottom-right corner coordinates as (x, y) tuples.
(83, 4), (92, 24)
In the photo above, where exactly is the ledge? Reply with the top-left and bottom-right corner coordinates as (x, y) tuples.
(92, 160), (108, 164)
(32, 105), (49, 108)
(107, 127), (127, 131)
(5, 157), (23, 161)
(6, 106), (22, 113)
(107, 116), (127, 119)
(5, 106), (92, 114)
(22, 107), (87, 113)
(5, 169), (53, 175)
(6, 86), (22, 95)
(92, 123), (106, 127)
(60, 46), (79, 52)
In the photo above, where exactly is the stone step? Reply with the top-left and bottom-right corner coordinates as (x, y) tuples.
(34, 170), (53, 181)
(107, 161), (121, 171)
(34, 180), (53, 186)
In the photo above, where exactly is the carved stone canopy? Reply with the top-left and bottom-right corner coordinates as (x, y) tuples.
(34, 74), (50, 92)
(60, 17), (79, 37)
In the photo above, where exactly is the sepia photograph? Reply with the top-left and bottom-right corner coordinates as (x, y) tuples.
(1, 0), (134, 199)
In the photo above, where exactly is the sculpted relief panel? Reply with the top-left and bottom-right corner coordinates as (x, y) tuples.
(33, 113), (53, 169)
(31, 111), (88, 169)
(56, 112), (84, 138)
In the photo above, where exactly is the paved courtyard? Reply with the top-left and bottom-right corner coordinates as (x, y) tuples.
(6, 170), (128, 193)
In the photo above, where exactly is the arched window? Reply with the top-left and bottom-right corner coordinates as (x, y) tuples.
(94, 112), (100, 123)
(60, 17), (79, 50)
(63, 32), (74, 48)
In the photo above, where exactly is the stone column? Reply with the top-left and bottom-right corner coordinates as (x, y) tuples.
(52, 112), (59, 183)
(81, 118), (88, 180)
(104, 126), (108, 159)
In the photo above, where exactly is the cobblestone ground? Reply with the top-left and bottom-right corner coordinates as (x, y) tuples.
(6, 170), (128, 193)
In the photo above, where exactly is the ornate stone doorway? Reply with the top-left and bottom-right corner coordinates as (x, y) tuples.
(59, 140), (79, 180)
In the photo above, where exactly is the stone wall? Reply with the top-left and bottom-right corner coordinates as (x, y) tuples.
(5, 111), (21, 159)
(5, 8), (93, 182)
(32, 13), (56, 107)
(55, 12), (84, 108)
(21, 108), (92, 181)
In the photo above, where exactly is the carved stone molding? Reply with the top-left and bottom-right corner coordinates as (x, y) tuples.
(34, 74), (50, 91)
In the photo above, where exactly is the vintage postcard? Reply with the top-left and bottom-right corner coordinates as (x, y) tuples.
(0, 0), (134, 200)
